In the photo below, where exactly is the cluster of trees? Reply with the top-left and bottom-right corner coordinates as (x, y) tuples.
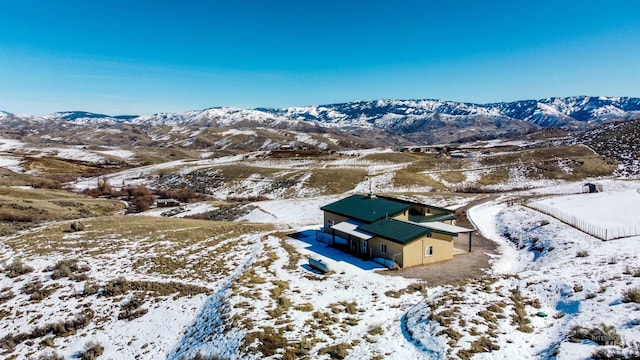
(83, 178), (202, 213)
(82, 178), (155, 212)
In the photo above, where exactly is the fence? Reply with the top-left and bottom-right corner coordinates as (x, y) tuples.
(526, 203), (640, 241)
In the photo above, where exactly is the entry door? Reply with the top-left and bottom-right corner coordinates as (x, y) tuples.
(361, 240), (368, 256)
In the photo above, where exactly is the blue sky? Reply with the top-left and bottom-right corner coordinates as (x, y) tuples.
(1, 0), (639, 115)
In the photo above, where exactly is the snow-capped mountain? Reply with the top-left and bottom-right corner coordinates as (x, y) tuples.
(259, 96), (640, 129)
(1, 96), (639, 145)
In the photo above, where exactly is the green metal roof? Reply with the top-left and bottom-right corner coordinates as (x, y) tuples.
(320, 194), (411, 223)
(408, 213), (456, 223)
(357, 218), (431, 245)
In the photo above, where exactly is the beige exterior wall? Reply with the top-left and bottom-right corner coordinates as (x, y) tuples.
(392, 210), (409, 221)
(368, 237), (406, 267)
(418, 236), (454, 265)
(401, 236), (453, 267)
(322, 211), (349, 233)
(368, 234), (454, 269)
(402, 240), (424, 268)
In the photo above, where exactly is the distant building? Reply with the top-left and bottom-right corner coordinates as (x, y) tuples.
(583, 183), (603, 193)
(320, 194), (473, 269)
(156, 198), (180, 207)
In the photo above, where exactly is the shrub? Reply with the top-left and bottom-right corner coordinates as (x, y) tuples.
(5, 259), (34, 278)
(0, 309), (94, 351)
(437, 327), (463, 341)
(33, 351), (64, 359)
(48, 259), (90, 280)
(622, 288), (640, 303)
(367, 325), (384, 336)
(78, 341), (104, 360)
(293, 303), (314, 312)
(243, 327), (288, 357)
(0, 290), (15, 304)
(118, 293), (148, 321)
(318, 343), (352, 359)
(83, 282), (100, 296)
(22, 280), (57, 302)
(591, 341), (640, 360)
(568, 323), (621, 345)
(83, 177), (115, 198)
(102, 277), (129, 297)
(510, 291), (533, 333)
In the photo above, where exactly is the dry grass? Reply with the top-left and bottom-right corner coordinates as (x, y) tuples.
(305, 168), (368, 194)
(394, 164), (445, 189)
(22, 156), (101, 177)
(0, 187), (124, 235)
(277, 234), (302, 270)
(361, 152), (426, 163)
(477, 145), (616, 180)
(4, 216), (273, 283)
(456, 336), (500, 360)
(439, 170), (467, 183)
(510, 291), (533, 333)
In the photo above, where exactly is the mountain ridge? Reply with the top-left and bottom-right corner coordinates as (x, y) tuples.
(2, 96), (640, 145)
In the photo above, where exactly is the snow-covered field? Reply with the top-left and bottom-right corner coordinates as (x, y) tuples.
(529, 189), (640, 239)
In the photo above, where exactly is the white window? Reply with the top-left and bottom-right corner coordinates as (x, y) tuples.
(380, 243), (387, 253)
(425, 246), (433, 257)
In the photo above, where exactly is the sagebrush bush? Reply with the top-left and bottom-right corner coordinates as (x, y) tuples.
(591, 341), (640, 360)
(5, 259), (34, 278)
(622, 288), (640, 303)
(568, 323), (621, 345)
(78, 341), (104, 360)
(118, 293), (148, 321)
(33, 350), (64, 360)
(83, 281), (100, 296)
(47, 259), (90, 280)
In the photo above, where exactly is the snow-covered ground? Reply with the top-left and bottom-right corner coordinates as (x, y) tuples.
(402, 181), (640, 359)
(529, 189), (640, 239)
(2, 173), (640, 359)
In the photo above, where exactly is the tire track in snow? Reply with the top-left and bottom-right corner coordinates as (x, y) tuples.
(167, 235), (263, 360)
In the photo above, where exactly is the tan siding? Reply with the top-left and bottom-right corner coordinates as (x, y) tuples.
(402, 240), (424, 268)
(421, 236), (453, 264)
(392, 210), (409, 221)
(323, 212), (349, 232)
(368, 237), (405, 268)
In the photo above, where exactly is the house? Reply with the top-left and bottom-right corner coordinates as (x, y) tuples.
(156, 198), (180, 207)
(320, 193), (473, 269)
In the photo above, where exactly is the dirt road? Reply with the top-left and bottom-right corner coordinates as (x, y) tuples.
(386, 195), (500, 286)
